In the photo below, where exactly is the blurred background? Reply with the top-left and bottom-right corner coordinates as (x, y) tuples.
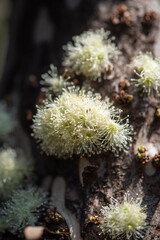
(0, 0), (10, 79)
(0, 0), (97, 97)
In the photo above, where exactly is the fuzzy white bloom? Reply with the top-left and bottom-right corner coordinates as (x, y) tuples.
(32, 87), (132, 159)
(41, 64), (72, 96)
(100, 192), (147, 240)
(1, 187), (46, 236)
(0, 103), (15, 141)
(0, 148), (33, 200)
(131, 52), (160, 95)
(63, 29), (120, 81)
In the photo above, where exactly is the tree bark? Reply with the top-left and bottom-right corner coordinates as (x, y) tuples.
(0, 0), (160, 239)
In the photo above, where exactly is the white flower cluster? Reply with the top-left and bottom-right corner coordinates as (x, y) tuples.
(32, 87), (132, 159)
(0, 103), (15, 141)
(41, 64), (72, 96)
(1, 188), (46, 236)
(63, 29), (120, 81)
(100, 192), (147, 240)
(0, 148), (32, 200)
(131, 52), (160, 95)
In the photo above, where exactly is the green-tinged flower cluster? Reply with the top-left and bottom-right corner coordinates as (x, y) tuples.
(100, 192), (147, 240)
(0, 103), (15, 141)
(41, 64), (73, 96)
(131, 52), (160, 95)
(0, 148), (33, 200)
(32, 87), (132, 159)
(63, 28), (120, 81)
(1, 188), (46, 236)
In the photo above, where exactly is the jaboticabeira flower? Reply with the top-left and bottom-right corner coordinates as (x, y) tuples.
(1, 187), (46, 236)
(32, 87), (132, 159)
(130, 52), (160, 95)
(41, 64), (73, 96)
(63, 29), (120, 81)
(0, 147), (33, 200)
(99, 192), (147, 240)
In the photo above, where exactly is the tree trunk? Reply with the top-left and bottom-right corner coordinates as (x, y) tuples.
(0, 0), (160, 239)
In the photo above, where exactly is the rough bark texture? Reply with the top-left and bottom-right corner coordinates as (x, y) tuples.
(0, 0), (160, 240)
